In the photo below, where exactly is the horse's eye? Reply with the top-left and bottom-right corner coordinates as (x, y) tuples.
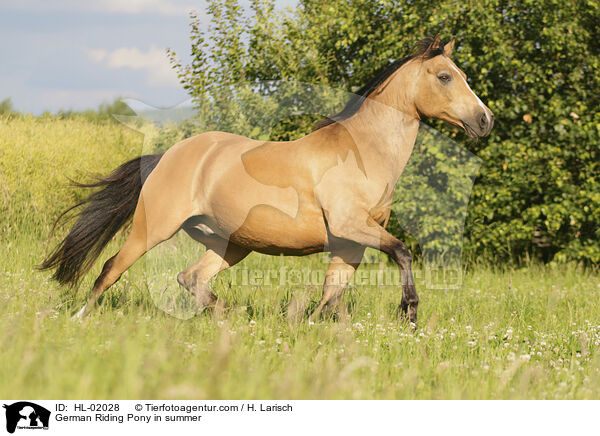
(438, 74), (451, 83)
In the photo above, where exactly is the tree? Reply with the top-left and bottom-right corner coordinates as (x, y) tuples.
(0, 98), (14, 115)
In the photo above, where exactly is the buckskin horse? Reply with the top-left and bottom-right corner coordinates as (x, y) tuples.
(41, 36), (493, 323)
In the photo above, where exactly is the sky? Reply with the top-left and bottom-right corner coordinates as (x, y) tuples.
(0, 0), (295, 114)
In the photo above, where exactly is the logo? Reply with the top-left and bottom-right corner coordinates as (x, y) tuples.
(3, 402), (50, 433)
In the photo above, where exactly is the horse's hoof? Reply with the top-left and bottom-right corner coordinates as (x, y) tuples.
(397, 306), (417, 329)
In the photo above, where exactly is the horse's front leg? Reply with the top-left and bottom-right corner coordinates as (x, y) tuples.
(324, 210), (419, 324)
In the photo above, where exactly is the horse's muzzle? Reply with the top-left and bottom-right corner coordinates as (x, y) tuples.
(464, 109), (494, 137)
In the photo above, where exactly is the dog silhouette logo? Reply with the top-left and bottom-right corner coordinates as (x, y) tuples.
(3, 402), (50, 433)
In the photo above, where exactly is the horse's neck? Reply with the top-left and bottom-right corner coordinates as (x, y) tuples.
(341, 99), (420, 183)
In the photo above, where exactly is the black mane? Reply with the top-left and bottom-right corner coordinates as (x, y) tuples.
(314, 37), (446, 130)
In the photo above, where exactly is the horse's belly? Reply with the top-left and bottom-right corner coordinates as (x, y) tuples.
(219, 204), (327, 255)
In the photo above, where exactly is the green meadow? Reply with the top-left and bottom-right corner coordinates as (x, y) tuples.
(1, 116), (599, 399)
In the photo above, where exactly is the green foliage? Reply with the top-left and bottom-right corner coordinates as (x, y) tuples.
(53, 98), (136, 122)
(169, 0), (600, 264)
(389, 125), (482, 264)
(0, 98), (14, 115)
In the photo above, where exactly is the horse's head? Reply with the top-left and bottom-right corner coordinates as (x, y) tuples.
(409, 36), (494, 138)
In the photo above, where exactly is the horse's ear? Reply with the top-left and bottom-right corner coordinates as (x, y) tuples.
(443, 36), (456, 57)
(428, 33), (442, 52)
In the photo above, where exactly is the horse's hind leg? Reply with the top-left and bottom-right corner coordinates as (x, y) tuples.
(76, 235), (146, 318)
(177, 239), (250, 313)
(309, 244), (365, 321)
(76, 199), (186, 319)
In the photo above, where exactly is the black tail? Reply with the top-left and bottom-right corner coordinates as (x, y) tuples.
(40, 154), (163, 286)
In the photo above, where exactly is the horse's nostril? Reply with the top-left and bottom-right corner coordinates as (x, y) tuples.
(479, 113), (488, 128)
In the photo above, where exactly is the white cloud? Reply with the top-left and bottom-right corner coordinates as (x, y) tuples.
(87, 45), (180, 88)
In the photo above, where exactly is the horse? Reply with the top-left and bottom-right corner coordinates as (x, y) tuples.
(41, 35), (493, 323)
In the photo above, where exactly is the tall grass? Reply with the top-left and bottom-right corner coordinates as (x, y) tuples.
(0, 115), (143, 239)
(1, 116), (599, 399)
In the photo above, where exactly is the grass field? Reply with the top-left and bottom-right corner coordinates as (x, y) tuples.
(1, 116), (599, 399)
